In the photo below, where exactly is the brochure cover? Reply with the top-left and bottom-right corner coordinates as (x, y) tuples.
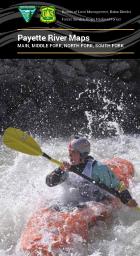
(0, 1), (140, 256)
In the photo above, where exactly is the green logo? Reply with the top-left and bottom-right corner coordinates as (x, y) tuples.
(40, 6), (56, 23)
(18, 6), (36, 23)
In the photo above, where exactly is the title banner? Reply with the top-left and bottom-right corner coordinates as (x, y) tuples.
(0, 2), (140, 58)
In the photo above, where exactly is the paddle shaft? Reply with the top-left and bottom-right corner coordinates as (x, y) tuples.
(43, 152), (53, 161)
(72, 169), (122, 200)
(43, 152), (63, 166)
(42, 152), (139, 209)
(42, 152), (126, 203)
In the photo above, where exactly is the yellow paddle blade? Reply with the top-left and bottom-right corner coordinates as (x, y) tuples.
(3, 127), (43, 156)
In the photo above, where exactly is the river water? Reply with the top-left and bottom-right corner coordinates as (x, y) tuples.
(0, 133), (140, 256)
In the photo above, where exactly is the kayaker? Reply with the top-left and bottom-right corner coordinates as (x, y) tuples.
(46, 136), (137, 207)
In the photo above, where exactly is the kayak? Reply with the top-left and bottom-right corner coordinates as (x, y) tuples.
(20, 158), (134, 256)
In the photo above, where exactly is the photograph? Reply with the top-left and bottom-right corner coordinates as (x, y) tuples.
(0, 59), (140, 256)
(0, 2), (140, 256)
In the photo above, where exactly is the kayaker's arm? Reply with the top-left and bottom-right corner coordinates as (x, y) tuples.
(46, 168), (68, 187)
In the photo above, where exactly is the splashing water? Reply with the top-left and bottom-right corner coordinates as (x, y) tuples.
(76, 78), (137, 137)
(85, 111), (93, 138)
(0, 133), (140, 256)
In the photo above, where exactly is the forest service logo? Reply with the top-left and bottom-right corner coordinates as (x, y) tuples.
(40, 6), (56, 23)
(18, 6), (37, 23)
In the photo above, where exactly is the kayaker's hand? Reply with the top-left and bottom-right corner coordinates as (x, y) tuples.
(126, 199), (138, 207)
(61, 161), (71, 171)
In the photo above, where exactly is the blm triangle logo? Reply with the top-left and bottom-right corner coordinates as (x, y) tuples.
(18, 6), (36, 22)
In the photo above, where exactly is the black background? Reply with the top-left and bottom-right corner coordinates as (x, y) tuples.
(0, 1), (140, 58)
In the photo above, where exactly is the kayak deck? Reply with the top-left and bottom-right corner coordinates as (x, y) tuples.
(20, 158), (134, 256)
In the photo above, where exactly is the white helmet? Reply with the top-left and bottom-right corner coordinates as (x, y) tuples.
(68, 136), (90, 156)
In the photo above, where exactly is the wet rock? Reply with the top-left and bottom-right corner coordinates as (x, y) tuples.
(54, 61), (77, 80)
(0, 59), (140, 137)
(0, 102), (7, 119)
(89, 70), (108, 80)
(122, 70), (132, 81)
(109, 61), (130, 76)
(69, 60), (86, 74)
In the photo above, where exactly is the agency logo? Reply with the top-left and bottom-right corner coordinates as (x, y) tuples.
(18, 6), (37, 23)
(40, 6), (56, 23)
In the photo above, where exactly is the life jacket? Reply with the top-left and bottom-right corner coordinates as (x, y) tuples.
(81, 159), (96, 178)
(67, 159), (106, 201)
(68, 158), (120, 201)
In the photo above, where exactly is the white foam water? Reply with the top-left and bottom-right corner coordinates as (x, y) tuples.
(0, 134), (140, 256)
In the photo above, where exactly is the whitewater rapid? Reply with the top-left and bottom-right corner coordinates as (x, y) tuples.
(0, 134), (140, 256)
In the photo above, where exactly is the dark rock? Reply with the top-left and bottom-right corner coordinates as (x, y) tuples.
(122, 71), (132, 81)
(0, 102), (7, 118)
(0, 59), (140, 137)
(54, 61), (77, 80)
(109, 61), (130, 76)
(69, 60), (86, 74)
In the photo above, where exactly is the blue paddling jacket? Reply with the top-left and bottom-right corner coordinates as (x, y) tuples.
(46, 156), (132, 204)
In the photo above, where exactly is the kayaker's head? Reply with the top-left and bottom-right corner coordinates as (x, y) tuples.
(68, 136), (90, 165)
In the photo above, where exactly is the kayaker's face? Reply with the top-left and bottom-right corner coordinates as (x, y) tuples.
(69, 150), (81, 165)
